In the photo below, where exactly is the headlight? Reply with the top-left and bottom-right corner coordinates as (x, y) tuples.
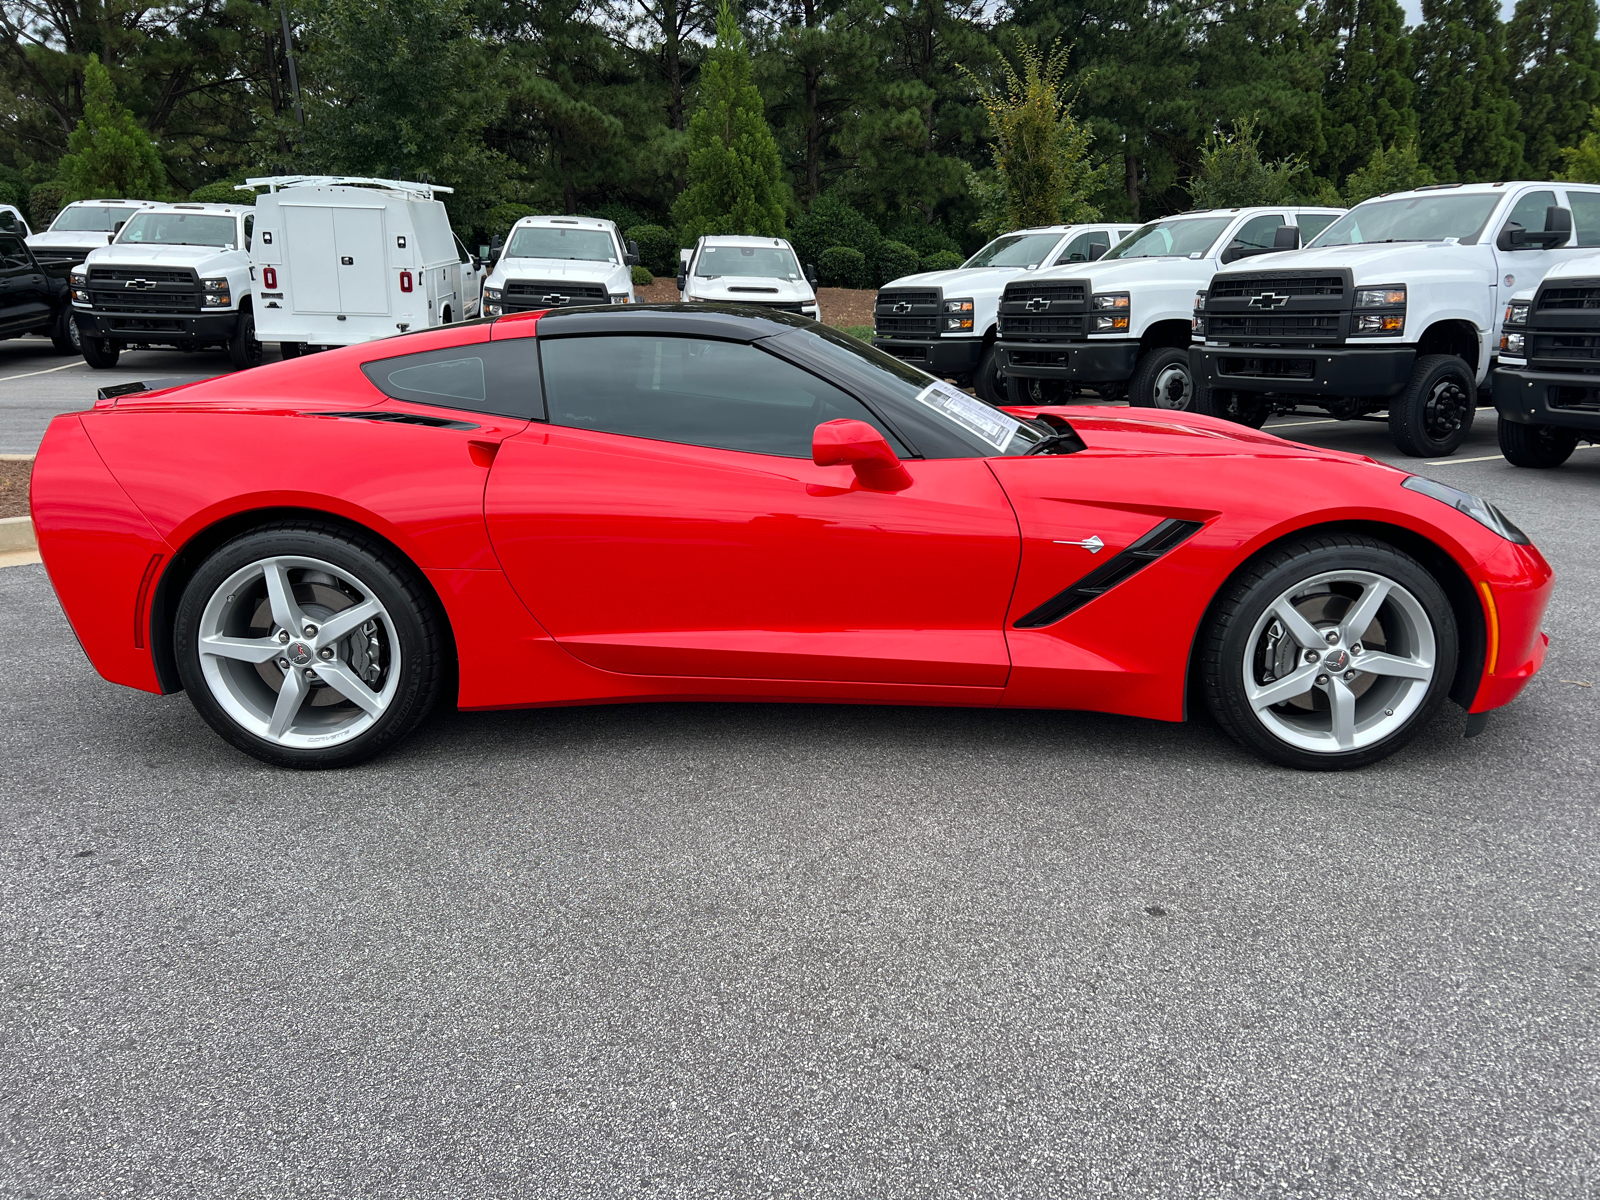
(1501, 331), (1525, 355)
(1355, 286), (1406, 307)
(1192, 291), (1206, 335)
(1402, 476), (1531, 544)
(1351, 283), (1404, 336)
(611, 294), (629, 305)
(70, 269), (86, 285)
(202, 277), (230, 307)
(1355, 313), (1404, 333)
(485, 303), (502, 316)
(484, 287), (502, 301)
(1092, 292), (1129, 332)
(1193, 291), (1206, 312)
(72, 289), (89, 303)
(942, 297), (974, 332)
(1503, 300), (1529, 327)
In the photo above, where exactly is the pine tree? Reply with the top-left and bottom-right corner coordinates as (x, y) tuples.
(1559, 107), (1600, 180)
(1188, 115), (1307, 208)
(56, 55), (166, 202)
(1415, 0), (1523, 182)
(1312, 0), (1418, 185)
(672, 2), (789, 240)
(1507, 0), (1600, 177)
(1342, 135), (1437, 203)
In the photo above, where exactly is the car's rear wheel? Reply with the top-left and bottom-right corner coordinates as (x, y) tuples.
(81, 335), (120, 368)
(174, 524), (446, 768)
(1128, 347), (1195, 410)
(1498, 416), (1579, 468)
(1201, 535), (1457, 770)
(1389, 354), (1475, 457)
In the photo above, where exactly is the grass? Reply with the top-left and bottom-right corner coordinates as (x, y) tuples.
(834, 324), (874, 341)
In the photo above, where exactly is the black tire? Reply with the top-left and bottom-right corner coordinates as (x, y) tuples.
(973, 343), (1004, 405)
(227, 307), (263, 371)
(1194, 384), (1270, 428)
(50, 306), (81, 355)
(1389, 354), (1476, 457)
(279, 342), (304, 360)
(1004, 374), (1069, 405)
(81, 334), (120, 368)
(1201, 533), (1458, 770)
(174, 522), (447, 769)
(1498, 416), (1579, 468)
(1127, 346), (1195, 410)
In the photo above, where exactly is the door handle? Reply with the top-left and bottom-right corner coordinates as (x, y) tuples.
(341, 256), (353, 265)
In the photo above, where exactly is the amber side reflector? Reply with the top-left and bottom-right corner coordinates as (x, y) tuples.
(133, 554), (163, 649)
(1477, 580), (1500, 674)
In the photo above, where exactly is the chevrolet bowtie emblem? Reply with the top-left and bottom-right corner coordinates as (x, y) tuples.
(1248, 292), (1288, 309)
(124, 279), (156, 290)
(1025, 296), (1051, 313)
(542, 293), (568, 305)
(892, 301), (912, 314)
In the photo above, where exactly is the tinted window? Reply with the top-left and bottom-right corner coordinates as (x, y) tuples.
(1227, 214), (1284, 252)
(1503, 190), (1559, 242)
(538, 334), (905, 458)
(1570, 192), (1600, 247)
(362, 341), (542, 419)
(1296, 212), (1338, 241)
(1052, 230), (1111, 264)
(0, 233), (29, 269)
(242, 213), (253, 250)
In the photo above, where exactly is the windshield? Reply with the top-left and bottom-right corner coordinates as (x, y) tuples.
(963, 233), (1063, 269)
(1309, 194), (1502, 246)
(51, 205), (138, 233)
(118, 212), (238, 248)
(1103, 216), (1233, 260)
(695, 245), (801, 279)
(506, 226), (617, 262)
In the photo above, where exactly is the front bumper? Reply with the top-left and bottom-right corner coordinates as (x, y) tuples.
(1469, 539), (1555, 714)
(1190, 344), (1416, 397)
(872, 337), (984, 375)
(995, 339), (1140, 382)
(1491, 364), (1600, 432)
(74, 307), (239, 345)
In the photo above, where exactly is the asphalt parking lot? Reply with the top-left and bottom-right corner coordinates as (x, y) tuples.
(2, 335), (1598, 1197)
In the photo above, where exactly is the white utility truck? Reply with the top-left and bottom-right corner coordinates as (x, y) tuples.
(873, 223), (1136, 403)
(71, 202), (258, 369)
(677, 235), (818, 320)
(27, 198), (157, 271)
(243, 176), (482, 354)
(1192, 181), (1600, 456)
(481, 215), (637, 315)
(996, 206), (1345, 408)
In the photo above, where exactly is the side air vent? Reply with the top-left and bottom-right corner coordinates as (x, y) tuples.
(309, 411), (480, 431)
(1013, 518), (1204, 628)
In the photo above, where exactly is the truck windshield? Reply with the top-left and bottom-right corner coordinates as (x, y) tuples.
(118, 212), (238, 248)
(963, 233), (1062, 268)
(1103, 216), (1233, 259)
(696, 246), (801, 279)
(1309, 194), (1502, 246)
(51, 205), (138, 233)
(506, 227), (616, 262)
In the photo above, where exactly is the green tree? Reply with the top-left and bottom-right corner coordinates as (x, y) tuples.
(56, 54), (165, 201)
(672, 1), (789, 240)
(1507, 0), (1600, 177)
(1188, 115), (1307, 208)
(962, 40), (1108, 235)
(1311, 0), (1418, 185)
(1415, 0), (1523, 181)
(1342, 135), (1437, 203)
(1559, 107), (1600, 180)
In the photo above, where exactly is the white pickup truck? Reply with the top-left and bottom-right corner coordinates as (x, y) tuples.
(1491, 252), (1600, 467)
(482, 215), (637, 315)
(872, 223), (1134, 402)
(26, 198), (157, 272)
(995, 206), (1344, 408)
(677, 235), (818, 320)
(1192, 181), (1600, 456)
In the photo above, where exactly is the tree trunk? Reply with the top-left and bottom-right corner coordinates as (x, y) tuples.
(804, 62), (821, 203)
(665, 0), (684, 130)
(1124, 137), (1141, 221)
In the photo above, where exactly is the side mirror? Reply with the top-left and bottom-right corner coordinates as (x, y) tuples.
(1523, 205), (1574, 247)
(1219, 244), (1243, 264)
(675, 272), (686, 291)
(806, 263), (818, 285)
(625, 238), (640, 267)
(471, 255), (483, 272)
(1498, 221), (1527, 251)
(1273, 225), (1300, 251)
(812, 419), (911, 491)
(1086, 242), (1108, 261)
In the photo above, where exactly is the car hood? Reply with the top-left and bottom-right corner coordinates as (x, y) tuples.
(691, 276), (815, 303)
(492, 258), (620, 286)
(86, 243), (242, 272)
(884, 266), (1029, 294)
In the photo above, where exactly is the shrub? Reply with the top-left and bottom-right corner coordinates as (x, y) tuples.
(818, 245), (868, 289)
(29, 182), (67, 230)
(631, 265), (654, 287)
(873, 240), (921, 287)
(791, 192), (878, 272)
(189, 180), (253, 205)
(921, 249), (965, 272)
(625, 223), (677, 275)
(835, 324), (874, 342)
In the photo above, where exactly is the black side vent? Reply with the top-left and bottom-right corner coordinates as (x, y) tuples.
(1013, 518), (1205, 629)
(309, 410), (479, 431)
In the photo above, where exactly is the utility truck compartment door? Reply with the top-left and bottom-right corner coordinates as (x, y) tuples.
(332, 207), (389, 315)
(283, 205), (340, 313)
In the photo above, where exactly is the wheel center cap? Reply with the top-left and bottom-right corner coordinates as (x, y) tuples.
(287, 641), (314, 666)
(1324, 648), (1350, 673)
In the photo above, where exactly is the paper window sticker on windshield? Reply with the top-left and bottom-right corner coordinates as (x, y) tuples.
(914, 381), (1022, 452)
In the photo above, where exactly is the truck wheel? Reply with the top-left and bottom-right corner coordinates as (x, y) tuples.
(228, 308), (263, 371)
(1498, 416), (1579, 468)
(973, 345), (1004, 405)
(279, 342), (304, 360)
(1195, 384), (1270, 428)
(81, 336), (120, 369)
(51, 307), (82, 355)
(1389, 355), (1475, 457)
(1005, 375), (1069, 406)
(1128, 347), (1195, 410)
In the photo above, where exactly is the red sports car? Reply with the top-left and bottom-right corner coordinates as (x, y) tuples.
(31, 305), (1552, 770)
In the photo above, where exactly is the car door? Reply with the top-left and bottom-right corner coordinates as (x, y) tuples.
(0, 232), (50, 333)
(484, 330), (1021, 687)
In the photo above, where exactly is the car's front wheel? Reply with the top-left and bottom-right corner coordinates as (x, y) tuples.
(1498, 416), (1579, 468)
(174, 523), (446, 768)
(1201, 534), (1458, 770)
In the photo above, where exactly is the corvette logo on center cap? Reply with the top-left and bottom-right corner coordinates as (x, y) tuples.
(287, 642), (313, 666)
(1248, 292), (1288, 309)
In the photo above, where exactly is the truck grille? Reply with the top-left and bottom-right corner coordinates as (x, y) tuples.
(725, 299), (808, 315)
(1528, 332), (1600, 374)
(997, 279), (1089, 342)
(87, 265), (201, 313)
(998, 314), (1087, 339)
(1207, 314), (1341, 340)
(874, 288), (941, 339)
(1002, 282), (1088, 305)
(1537, 285), (1600, 311)
(1217, 356), (1317, 380)
(1210, 273), (1345, 299)
(1202, 269), (1353, 347)
(502, 280), (610, 312)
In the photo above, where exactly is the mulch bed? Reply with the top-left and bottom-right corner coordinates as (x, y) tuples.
(0, 458), (32, 520)
(635, 278), (876, 329)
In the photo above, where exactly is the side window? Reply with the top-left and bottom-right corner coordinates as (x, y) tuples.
(242, 213), (253, 251)
(361, 341), (542, 419)
(1296, 212), (1338, 242)
(1570, 191), (1600, 247)
(1226, 214), (1285, 252)
(1504, 190), (1559, 244)
(1052, 230), (1110, 264)
(538, 334), (907, 459)
(0, 233), (27, 270)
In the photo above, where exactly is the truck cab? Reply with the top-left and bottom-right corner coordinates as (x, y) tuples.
(482, 216), (637, 315)
(676, 236), (817, 320)
(26, 199), (157, 272)
(0, 223), (77, 353)
(1490, 254), (1600, 467)
(872, 222), (1135, 403)
(1192, 181), (1600, 456)
(71, 202), (257, 370)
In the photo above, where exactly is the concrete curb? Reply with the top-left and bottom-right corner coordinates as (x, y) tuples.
(0, 515), (36, 553)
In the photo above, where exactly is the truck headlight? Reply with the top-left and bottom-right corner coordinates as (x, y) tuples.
(1093, 292), (1129, 332)
(1192, 290), (1205, 335)
(484, 287), (502, 301)
(1402, 476), (1531, 544)
(485, 304), (502, 316)
(202, 277), (231, 307)
(72, 288), (90, 303)
(610, 294), (629, 305)
(943, 298), (974, 332)
(1352, 284), (1404, 336)
(1501, 331), (1525, 355)
(1503, 300), (1529, 327)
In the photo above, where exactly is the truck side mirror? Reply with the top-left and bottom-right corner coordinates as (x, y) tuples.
(1087, 242), (1108, 261)
(624, 239), (640, 266)
(806, 263), (818, 285)
(1525, 205), (1574, 247)
(676, 272), (686, 291)
(1497, 221), (1527, 250)
(1219, 244), (1243, 264)
(472, 254), (483, 272)
(1272, 225), (1300, 251)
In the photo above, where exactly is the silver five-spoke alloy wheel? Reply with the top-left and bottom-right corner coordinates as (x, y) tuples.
(1242, 569), (1436, 754)
(196, 555), (401, 750)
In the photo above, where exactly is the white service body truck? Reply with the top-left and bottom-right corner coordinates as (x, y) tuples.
(245, 176), (481, 353)
(481, 215), (637, 315)
(677, 236), (818, 320)
(996, 206), (1345, 408)
(1192, 181), (1600, 456)
(872, 222), (1136, 402)
(71, 202), (258, 369)
(26, 198), (157, 271)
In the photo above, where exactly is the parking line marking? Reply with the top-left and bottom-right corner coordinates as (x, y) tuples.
(1267, 419), (1339, 429)
(1426, 445), (1600, 466)
(0, 362), (86, 383)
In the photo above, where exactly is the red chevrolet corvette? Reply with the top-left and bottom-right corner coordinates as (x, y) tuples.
(32, 305), (1551, 770)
